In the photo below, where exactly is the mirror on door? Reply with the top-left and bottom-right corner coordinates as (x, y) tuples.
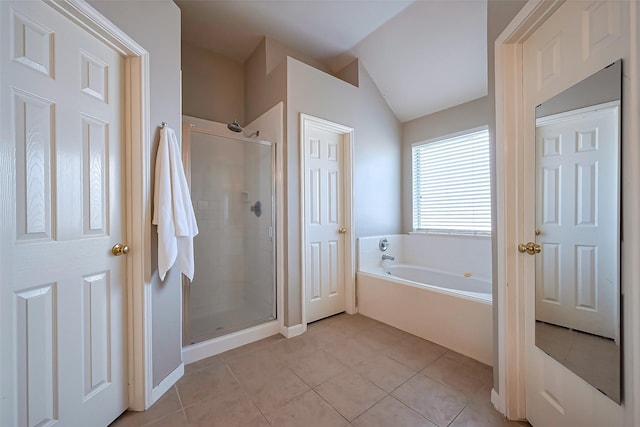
(534, 60), (622, 404)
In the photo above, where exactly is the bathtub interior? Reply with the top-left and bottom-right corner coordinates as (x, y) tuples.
(358, 233), (492, 283)
(384, 264), (492, 295)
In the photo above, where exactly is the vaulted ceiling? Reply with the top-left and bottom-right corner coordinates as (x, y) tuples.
(177, 0), (487, 123)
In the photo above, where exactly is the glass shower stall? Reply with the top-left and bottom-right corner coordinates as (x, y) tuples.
(182, 120), (276, 345)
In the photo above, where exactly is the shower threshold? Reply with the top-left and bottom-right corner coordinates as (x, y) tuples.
(182, 317), (281, 365)
(189, 314), (276, 344)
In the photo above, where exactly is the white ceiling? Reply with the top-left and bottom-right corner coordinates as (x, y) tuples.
(177, 0), (487, 123)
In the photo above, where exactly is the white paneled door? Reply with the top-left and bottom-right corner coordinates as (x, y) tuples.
(535, 108), (618, 339)
(303, 118), (349, 323)
(0, 1), (127, 426)
(522, 1), (627, 426)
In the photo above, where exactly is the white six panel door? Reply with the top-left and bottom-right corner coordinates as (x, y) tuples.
(0, 1), (127, 426)
(535, 108), (618, 339)
(304, 124), (346, 323)
(522, 1), (627, 425)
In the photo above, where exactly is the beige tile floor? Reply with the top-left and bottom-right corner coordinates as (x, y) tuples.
(111, 313), (531, 427)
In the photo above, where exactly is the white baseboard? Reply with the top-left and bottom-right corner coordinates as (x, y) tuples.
(491, 388), (505, 415)
(280, 323), (306, 338)
(149, 363), (184, 408)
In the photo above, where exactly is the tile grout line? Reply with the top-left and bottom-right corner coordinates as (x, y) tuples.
(174, 384), (185, 410)
(385, 371), (444, 427)
(172, 385), (191, 427)
(385, 393), (439, 427)
(309, 388), (353, 426)
(446, 404), (467, 427)
(222, 359), (275, 426)
(314, 364), (389, 423)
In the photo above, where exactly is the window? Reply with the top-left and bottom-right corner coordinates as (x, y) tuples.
(412, 128), (491, 235)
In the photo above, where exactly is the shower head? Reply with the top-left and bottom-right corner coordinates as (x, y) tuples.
(227, 121), (243, 133)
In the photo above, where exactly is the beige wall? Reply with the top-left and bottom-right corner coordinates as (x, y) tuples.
(88, 0), (183, 389)
(265, 37), (331, 76)
(182, 42), (245, 124)
(244, 39), (288, 125)
(286, 58), (402, 325)
(401, 96), (489, 232)
(353, 62), (403, 237)
(246, 43), (402, 326)
(334, 58), (360, 87)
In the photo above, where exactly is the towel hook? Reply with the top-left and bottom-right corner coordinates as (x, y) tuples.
(161, 122), (167, 128)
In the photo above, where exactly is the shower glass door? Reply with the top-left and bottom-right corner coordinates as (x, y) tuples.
(185, 129), (275, 344)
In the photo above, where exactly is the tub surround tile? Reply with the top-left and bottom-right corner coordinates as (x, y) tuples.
(267, 390), (349, 426)
(357, 234), (491, 279)
(357, 235), (406, 272)
(315, 370), (386, 421)
(352, 395), (437, 427)
(392, 374), (469, 427)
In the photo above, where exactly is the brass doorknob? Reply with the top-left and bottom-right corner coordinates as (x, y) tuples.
(517, 242), (541, 255)
(112, 243), (129, 256)
(338, 227), (347, 234)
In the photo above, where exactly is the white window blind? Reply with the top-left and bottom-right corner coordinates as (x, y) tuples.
(412, 128), (491, 235)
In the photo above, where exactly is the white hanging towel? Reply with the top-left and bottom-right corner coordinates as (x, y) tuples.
(152, 126), (199, 281)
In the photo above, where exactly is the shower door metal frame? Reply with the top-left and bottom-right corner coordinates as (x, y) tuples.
(180, 117), (277, 346)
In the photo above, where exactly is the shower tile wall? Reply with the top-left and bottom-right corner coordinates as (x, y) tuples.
(243, 143), (275, 317)
(188, 132), (275, 342)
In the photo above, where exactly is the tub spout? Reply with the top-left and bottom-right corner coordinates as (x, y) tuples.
(381, 254), (395, 261)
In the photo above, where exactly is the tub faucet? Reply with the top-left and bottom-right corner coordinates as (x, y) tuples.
(381, 254), (395, 261)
